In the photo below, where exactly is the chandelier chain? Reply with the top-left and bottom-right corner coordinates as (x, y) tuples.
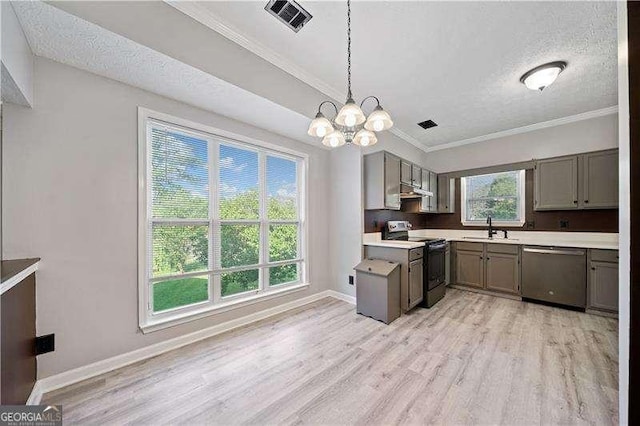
(347, 0), (352, 99)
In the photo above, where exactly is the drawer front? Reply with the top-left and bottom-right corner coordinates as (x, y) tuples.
(590, 249), (618, 263)
(409, 247), (424, 261)
(487, 243), (519, 255)
(456, 242), (484, 252)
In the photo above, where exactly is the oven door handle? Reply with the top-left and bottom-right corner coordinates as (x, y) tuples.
(429, 243), (447, 251)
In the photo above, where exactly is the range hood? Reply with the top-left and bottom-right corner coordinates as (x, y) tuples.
(400, 184), (433, 199)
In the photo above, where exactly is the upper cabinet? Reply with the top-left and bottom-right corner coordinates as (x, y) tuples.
(412, 165), (422, 188)
(534, 155), (579, 210)
(534, 149), (618, 211)
(580, 150), (618, 209)
(364, 151), (401, 210)
(401, 161), (412, 186)
(437, 174), (455, 213)
(365, 151), (442, 213)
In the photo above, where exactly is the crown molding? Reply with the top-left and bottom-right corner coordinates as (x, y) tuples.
(166, 1), (344, 102)
(423, 105), (619, 153)
(167, 2), (617, 155)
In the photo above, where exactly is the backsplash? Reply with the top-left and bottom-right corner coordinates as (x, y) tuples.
(364, 170), (618, 233)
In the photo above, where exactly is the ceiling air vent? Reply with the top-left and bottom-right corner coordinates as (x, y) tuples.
(265, 0), (312, 33)
(418, 120), (438, 130)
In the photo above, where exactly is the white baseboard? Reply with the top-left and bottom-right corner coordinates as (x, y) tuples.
(33, 289), (354, 401)
(26, 381), (43, 405)
(327, 290), (356, 305)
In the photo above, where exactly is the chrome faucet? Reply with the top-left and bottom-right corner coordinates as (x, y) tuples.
(487, 215), (498, 239)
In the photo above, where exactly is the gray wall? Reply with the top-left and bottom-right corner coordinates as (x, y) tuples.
(421, 113), (619, 173)
(2, 58), (332, 379)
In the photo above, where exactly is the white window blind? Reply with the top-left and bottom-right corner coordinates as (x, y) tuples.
(140, 112), (306, 331)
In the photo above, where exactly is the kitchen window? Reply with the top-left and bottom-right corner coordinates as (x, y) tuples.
(138, 109), (307, 332)
(460, 170), (526, 227)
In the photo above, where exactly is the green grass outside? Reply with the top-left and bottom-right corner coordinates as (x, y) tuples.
(153, 266), (299, 312)
(153, 277), (208, 312)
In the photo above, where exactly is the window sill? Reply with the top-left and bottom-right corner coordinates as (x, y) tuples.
(461, 220), (525, 228)
(140, 282), (310, 334)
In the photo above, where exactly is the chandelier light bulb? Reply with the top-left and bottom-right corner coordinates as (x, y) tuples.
(364, 106), (393, 132)
(353, 129), (377, 147)
(322, 130), (346, 148)
(307, 112), (334, 137)
(344, 113), (357, 127)
(335, 99), (366, 127)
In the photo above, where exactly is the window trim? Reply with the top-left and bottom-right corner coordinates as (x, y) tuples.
(460, 169), (526, 227)
(138, 107), (309, 333)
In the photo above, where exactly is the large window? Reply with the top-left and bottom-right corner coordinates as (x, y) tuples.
(460, 170), (526, 227)
(139, 110), (306, 331)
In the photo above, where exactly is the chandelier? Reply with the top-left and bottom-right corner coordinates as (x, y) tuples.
(307, 0), (393, 148)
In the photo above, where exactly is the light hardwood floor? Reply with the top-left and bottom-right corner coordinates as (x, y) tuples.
(43, 289), (618, 425)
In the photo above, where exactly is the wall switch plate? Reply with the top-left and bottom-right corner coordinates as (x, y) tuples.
(348, 275), (354, 285)
(560, 220), (569, 229)
(35, 334), (55, 355)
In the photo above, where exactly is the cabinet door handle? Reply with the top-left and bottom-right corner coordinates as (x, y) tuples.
(585, 200), (589, 203)
(591, 267), (596, 271)
(573, 200), (578, 204)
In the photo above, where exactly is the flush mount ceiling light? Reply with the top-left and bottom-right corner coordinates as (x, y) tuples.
(520, 61), (567, 91)
(307, 0), (393, 148)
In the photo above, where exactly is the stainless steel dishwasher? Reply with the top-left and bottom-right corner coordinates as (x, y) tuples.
(521, 246), (587, 308)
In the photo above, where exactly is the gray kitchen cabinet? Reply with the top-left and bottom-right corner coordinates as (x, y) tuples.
(580, 150), (618, 209)
(364, 245), (424, 312)
(401, 161), (412, 185)
(485, 248), (520, 294)
(437, 174), (455, 213)
(420, 169), (431, 213)
(534, 155), (579, 210)
(429, 172), (438, 212)
(454, 242), (520, 295)
(363, 151), (401, 210)
(456, 249), (484, 289)
(534, 149), (619, 211)
(412, 165), (422, 188)
(588, 249), (619, 313)
(409, 258), (424, 308)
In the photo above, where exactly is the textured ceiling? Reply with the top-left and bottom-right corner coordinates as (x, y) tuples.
(184, 1), (618, 148)
(11, 1), (318, 147)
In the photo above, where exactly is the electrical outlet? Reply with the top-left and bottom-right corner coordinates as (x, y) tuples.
(373, 220), (378, 229)
(560, 220), (569, 229)
(526, 221), (535, 229)
(35, 334), (55, 355)
(348, 275), (354, 285)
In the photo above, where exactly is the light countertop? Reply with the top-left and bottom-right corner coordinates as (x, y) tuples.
(363, 230), (618, 250)
(362, 240), (426, 249)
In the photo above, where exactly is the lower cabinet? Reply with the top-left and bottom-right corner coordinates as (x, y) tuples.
(454, 242), (521, 295)
(456, 249), (484, 288)
(409, 258), (424, 307)
(485, 246), (520, 295)
(588, 249), (619, 313)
